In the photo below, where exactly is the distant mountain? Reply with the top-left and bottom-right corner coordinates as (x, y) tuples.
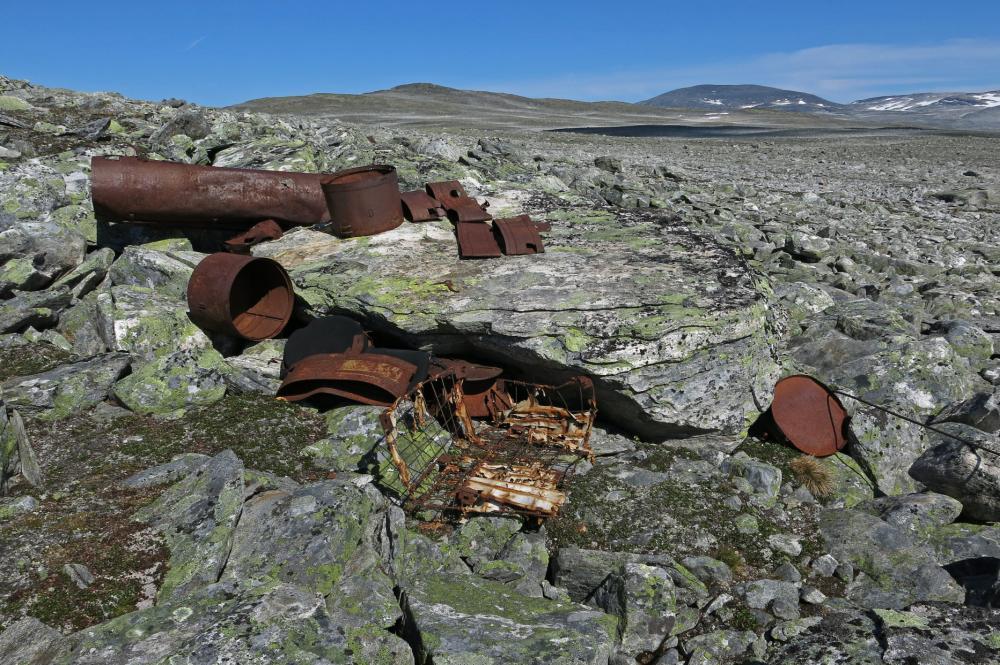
(639, 85), (841, 112)
(848, 89), (1000, 129)
(851, 90), (1000, 112)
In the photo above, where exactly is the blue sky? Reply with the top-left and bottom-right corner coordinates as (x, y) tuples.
(4, 1), (999, 105)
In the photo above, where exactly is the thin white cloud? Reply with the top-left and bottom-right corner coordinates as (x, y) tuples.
(479, 39), (1000, 103)
(184, 35), (207, 52)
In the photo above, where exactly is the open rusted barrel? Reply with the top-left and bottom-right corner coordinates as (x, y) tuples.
(768, 375), (850, 457)
(187, 253), (294, 341)
(321, 165), (403, 238)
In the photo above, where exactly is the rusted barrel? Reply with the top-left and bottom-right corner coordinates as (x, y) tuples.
(321, 165), (403, 237)
(187, 253), (294, 341)
(91, 156), (331, 227)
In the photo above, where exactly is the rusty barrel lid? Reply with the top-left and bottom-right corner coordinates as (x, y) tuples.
(321, 165), (403, 238)
(277, 352), (419, 407)
(770, 374), (850, 457)
(186, 252), (294, 341)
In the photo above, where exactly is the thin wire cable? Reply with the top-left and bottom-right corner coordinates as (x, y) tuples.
(833, 389), (1000, 456)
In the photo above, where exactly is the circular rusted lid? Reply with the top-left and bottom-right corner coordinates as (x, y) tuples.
(770, 375), (849, 457)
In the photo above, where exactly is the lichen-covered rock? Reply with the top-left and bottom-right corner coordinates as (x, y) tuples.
(222, 338), (285, 395)
(875, 603), (1000, 664)
(40, 581), (414, 665)
(816, 452), (876, 508)
(135, 449), (244, 602)
(113, 347), (227, 416)
(819, 508), (965, 608)
(96, 285), (211, 361)
(493, 530), (550, 597)
(397, 530), (616, 665)
(1, 352), (130, 419)
(254, 205), (784, 439)
(0, 616), (63, 664)
(0, 220), (86, 296)
(721, 452), (782, 497)
(682, 629), (756, 665)
(220, 478), (390, 594)
(760, 608), (885, 664)
(908, 422), (1000, 522)
(858, 492), (964, 536)
(933, 390), (1000, 433)
(301, 404), (384, 472)
(593, 562), (677, 660)
(0, 285), (72, 333)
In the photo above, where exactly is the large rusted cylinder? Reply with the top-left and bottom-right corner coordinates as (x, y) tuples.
(187, 253), (294, 341)
(91, 156), (331, 227)
(321, 165), (404, 237)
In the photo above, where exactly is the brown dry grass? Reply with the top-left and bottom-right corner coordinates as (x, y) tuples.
(789, 455), (834, 497)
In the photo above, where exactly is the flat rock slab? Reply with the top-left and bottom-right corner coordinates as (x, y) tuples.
(255, 203), (783, 437)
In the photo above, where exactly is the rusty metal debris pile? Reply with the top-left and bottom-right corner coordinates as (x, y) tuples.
(377, 372), (595, 521)
(92, 157), (548, 259)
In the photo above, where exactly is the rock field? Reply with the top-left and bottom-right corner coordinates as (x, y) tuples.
(0, 74), (998, 664)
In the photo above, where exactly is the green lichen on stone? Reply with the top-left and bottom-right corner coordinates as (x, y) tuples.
(113, 348), (227, 416)
(873, 608), (930, 630)
(0, 95), (30, 111)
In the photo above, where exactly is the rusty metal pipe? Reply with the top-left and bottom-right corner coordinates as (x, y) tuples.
(187, 253), (294, 341)
(321, 165), (404, 238)
(91, 156), (331, 227)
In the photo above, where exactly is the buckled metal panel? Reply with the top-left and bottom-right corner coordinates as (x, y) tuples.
(456, 222), (502, 258)
(401, 190), (445, 222)
(493, 215), (545, 255)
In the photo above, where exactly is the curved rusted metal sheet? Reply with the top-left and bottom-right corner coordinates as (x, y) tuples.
(456, 222), (501, 259)
(91, 156), (331, 227)
(321, 165), (403, 238)
(445, 198), (492, 223)
(494, 215), (545, 255)
(770, 374), (850, 457)
(186, 253), (294, 341)
(425, 180), (467, 205)
(401, 190), (445, 222)
(277, 352), (418, 406)
(224, 219), (284, 254)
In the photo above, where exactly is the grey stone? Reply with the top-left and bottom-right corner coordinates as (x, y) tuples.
(810, 553), (839, 577)
(135, 449), (245, 602)
(222, 338), (285, 394)
(593, 562), (676, 659)
(934, 390), (1000, 433)
(0, 221), (86, 295)
(721, 452), (782, 496)
(773, 562), (802, 583)
(63, 562), (96, 589)
(761, 608), (883, 664)
(121, 453), (211, 489)
(302, 404), (384, 472)
(768, 533), (803, 556)
(682, 630), (756, 664)
(495, 530), (549, 597)
(820, 508), (965, 608)
(859, 492), (964, 534)
(0, 494), (38, 521)
(0, 617), (63, 664)
(908, 422), (1000, 521)
(744, 579), (800, 619)
(0, 286), (73, 334)
(113, 347), (227, 416)
(681, 556), (733, 585)
(11, 410), (41, 488)
(769, 616), (823, 642)
(800, 586), (827, 604)
(151, 109), (211, 142)
(1, 353), (130, 419)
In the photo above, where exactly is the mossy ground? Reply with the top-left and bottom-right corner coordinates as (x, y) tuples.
(0, 394), (329, 632)
(547, 441), (825, 582)
(0, 343), (74, 382)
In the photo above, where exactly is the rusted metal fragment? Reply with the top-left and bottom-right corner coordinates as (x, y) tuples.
(187, 253), (294, 340)
(401, 190), (445, 222)
(425, 180), (468, 206)
(91, 156), (330, 227)
(493, 214), (545, 255)
(432, 359), (509, 418)
(277, 352), (419, 407)
(377, 373), (596, 522)
(768, 374), (849, 457)
(445, 197), (492, 223)
(224, 219), (284, 254)
(281, 316), (370, 377)
(321, 165), (404, 238)
(456, 222), (501, 259)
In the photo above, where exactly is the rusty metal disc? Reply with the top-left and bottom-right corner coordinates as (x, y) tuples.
(187, 253), (294, 341)
(770, 375), (849, 457)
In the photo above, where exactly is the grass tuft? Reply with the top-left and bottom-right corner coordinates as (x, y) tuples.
(789, 455), (834, 497)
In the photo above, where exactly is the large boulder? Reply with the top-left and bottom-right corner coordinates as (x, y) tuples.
(908, 423), (1000, 522)
(819, 508), (965, 608)
(1, 352), (130, 419)
(253, 205), (785, 439)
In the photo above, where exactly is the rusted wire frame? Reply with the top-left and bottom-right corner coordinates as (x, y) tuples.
(377, 372), (596, 520)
